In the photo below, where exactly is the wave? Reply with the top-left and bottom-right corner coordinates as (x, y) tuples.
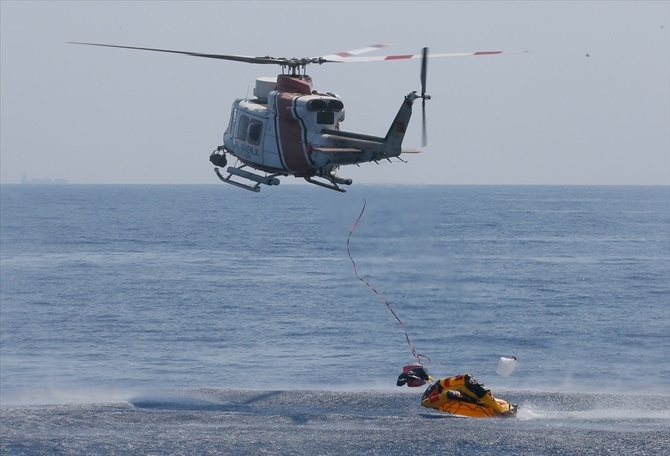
(5, 387), (668, 424)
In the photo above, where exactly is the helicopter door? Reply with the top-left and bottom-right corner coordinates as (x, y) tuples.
(235, 114), (264, 163)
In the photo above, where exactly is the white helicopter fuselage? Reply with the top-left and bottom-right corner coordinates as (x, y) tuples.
(68, 41), (524, 192)
(220, 74), (413, 182)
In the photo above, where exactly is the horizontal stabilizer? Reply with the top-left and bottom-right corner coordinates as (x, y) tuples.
(401, 148), (421, 154)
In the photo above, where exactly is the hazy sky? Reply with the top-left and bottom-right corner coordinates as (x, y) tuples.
(1, 1), (669, 185)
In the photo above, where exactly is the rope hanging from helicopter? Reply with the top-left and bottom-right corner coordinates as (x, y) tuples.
(346, 201), (431, 366)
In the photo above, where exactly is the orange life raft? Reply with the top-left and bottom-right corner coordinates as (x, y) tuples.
(421, 373), (517, 418)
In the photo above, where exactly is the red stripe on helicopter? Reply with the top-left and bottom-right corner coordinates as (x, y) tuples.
(276, 93), (310, 172)
(385, 54), (413, 60)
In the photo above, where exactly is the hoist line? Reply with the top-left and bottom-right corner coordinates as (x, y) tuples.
(346, 200), (431, 365)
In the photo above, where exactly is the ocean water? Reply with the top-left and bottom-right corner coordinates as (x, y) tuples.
(1, 184), (668, 454)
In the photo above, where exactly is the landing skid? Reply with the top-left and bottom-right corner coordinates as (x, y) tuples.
(304, 174), (352, 193)
(214, 166), (281, 192)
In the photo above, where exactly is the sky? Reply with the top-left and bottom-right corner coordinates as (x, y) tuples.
(1, 1), (669, 185)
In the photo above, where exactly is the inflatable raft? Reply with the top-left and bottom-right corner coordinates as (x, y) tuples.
(420, 373), (517, 418)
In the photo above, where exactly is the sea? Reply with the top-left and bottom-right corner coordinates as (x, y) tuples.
(1, 184), (668, 455)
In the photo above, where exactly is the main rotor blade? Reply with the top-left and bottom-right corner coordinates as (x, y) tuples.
(67, 42), (286, 65)
(320, 43), (391, 60)
(68, 42), (528, 68)
(323, 49), (529, 63)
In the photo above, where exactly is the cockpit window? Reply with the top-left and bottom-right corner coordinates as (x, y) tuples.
(248, 120), (263, 145)
(237, 115), (250, 141)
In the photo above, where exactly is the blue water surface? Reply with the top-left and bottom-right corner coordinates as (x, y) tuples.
(1, 184), (668, 454)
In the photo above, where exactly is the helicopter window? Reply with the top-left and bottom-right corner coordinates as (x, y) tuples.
(316, 111), (335, 125)
(247, 120), (263, 145)
(237, 115), (250, 141)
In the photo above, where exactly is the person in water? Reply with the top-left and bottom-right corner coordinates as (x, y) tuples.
(397, 367), (517, 417)
(420, 373), (516, 416)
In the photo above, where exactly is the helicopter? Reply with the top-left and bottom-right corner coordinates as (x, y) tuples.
(69, 42), (525, 192)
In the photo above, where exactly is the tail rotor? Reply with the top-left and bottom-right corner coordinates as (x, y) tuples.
(420, 47), (430, 147)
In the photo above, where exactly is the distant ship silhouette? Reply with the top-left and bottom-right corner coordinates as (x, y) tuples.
(21, 174), (69, 184)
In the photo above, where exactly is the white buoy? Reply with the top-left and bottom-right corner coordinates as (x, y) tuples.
(497, 356), (517, 378)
